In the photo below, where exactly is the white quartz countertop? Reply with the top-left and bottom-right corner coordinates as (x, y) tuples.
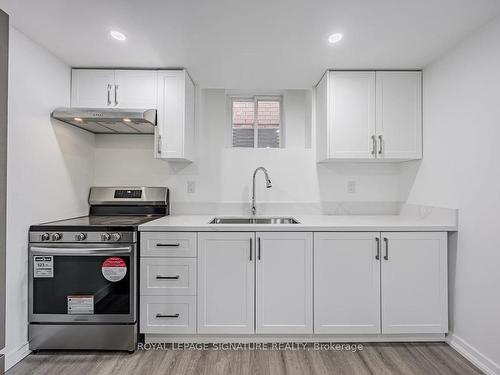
(139, 213), (458, 232)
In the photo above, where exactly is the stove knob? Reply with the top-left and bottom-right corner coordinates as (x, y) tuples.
(101, 233), (111, 241)
(111, 233), (122, 242)
(51, 233), (62, 241)
(41, 233), (50, 241)
(75, 233), (87, 241)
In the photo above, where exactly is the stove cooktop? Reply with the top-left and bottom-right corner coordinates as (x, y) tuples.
(29, 215), (163, 232)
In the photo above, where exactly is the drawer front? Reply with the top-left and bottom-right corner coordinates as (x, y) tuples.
(140, 296), (196, 334)
(141, 232), (196, 257)
(141, 258), (196, 296)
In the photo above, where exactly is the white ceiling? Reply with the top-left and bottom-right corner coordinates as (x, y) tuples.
(1, 0), (500, 89)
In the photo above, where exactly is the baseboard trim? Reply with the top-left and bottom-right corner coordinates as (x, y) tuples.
(4, 342), (31, 371)
(447, 334), (500, 375)
(145, 333), (446, 344)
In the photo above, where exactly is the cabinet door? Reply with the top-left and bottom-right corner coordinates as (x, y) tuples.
(256, 232), (312, 334)
(314, 232), (381, 334)
(140, 257), (196, 296)
(197, 232), (254, 334)
(71, 69), (115, 107)
(140, 295), (196, 334)
(156, 70), (193, 160)
(381, 232), (448, 334)
(114, 70), (157, 108)
(328, 71), (376, 159)
(376, 72), (422, 160)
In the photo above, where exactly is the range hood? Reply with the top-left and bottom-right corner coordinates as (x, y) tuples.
(51, 108), (157, 134)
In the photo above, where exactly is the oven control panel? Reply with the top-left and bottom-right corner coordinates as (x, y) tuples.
(29, 231), (135, 243)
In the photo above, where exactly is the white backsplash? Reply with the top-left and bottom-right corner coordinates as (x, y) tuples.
(170, 201), (402, 216)
(93, 89), (402, 215)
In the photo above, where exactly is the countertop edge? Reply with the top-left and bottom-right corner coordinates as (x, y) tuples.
(138, 225), (458, 232)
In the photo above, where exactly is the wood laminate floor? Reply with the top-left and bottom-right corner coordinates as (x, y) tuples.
(7, 343), (482, 375)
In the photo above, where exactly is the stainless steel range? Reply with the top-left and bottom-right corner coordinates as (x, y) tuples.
(28, 187), (169, 352)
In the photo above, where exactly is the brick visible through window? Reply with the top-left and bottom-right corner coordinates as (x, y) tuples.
(231, 97), (281, 148)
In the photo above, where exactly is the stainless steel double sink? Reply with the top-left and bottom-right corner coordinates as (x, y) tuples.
(209, 217), (300, 225)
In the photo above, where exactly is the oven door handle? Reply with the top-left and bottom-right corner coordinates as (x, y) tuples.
(30, 247), (132, 255)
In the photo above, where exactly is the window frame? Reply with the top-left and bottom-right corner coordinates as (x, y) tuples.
(229, 95), (284, 149)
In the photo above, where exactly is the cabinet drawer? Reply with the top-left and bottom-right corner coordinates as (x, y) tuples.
(141, 232), (196, 257)
(140, 296), (196, 334)
(141, 258), (196, 296)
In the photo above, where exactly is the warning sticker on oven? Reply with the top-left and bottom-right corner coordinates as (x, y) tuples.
(68, 295), (94, 314)
(102, 257), (127, 282)
(33, 256), (53, 278)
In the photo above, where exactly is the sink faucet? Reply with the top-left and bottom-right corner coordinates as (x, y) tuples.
(251, 167), (272, 216)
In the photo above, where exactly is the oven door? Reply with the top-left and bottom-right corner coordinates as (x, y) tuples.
(29, 243), (136, 323)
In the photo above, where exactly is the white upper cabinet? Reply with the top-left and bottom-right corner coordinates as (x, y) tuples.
(71, 69), (157, 109)
(71, 69), (115, 108)
(70, 68), (195, 161)
(155, 70), (195, 161)
(113, 70), (157, 108)
(376, 72), (422, 160)
(319, 71), (376, 160)
(255, 232), (313, 334)
(381, 232), (448, 334)
(315, 70), (422, 162)
(314, 232), (381, 334)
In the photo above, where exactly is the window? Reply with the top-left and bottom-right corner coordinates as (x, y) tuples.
(231, 96), (282, 148)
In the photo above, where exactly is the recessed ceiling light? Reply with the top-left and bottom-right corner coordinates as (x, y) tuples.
(110, 30), (127, 41)
(74, 117), (83, 122)
(123, 118), (131, 123)
(328, 33), (343, 44)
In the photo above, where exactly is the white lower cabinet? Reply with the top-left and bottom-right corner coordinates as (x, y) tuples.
(197, 232), (313, 334)
(256, 232), (313, 334)
(140, 232), (197, 335)
(140, 295), (196, 334)
(314, 232), (381, 334)
(141, 232), (197, 257)
(141, 230), (448, 338)
(140, 257), (196, 296)
(381, 232), (448, 334)
(197, 232), (255, 334)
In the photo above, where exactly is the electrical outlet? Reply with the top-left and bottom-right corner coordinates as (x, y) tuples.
(347, 180), (356, 194)
(187, 181), (196, 194)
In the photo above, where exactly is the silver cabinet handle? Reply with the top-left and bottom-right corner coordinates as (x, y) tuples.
(157, 134), (162, 155)
(156, 275), (180, 280)
(249, 237), (253, 261)
(383, 237), (389, 260)
(107, 84), (112, 105)
(114, 84), (119, 106)
(378, 135), (383, 155)
(371, 135), (376, 156)
(375, 237), (380, 260)
(156, 313), (179, 318)
(257, 237), (261, 260)
(156, 243), (180, 247)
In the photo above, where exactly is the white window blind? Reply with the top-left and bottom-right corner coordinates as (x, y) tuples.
(231, 97), (282, 148)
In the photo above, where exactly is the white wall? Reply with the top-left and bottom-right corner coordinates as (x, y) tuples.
(94, 89), (401, 215)
(400, 16), (500, 374)
(1, 28), (94, 368)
